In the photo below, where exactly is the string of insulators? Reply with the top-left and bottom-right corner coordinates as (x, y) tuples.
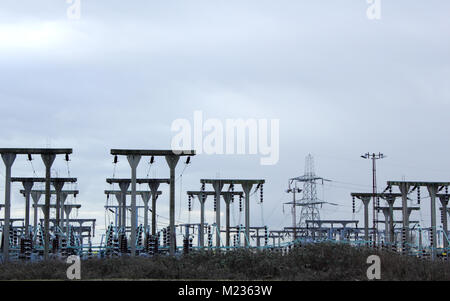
(113, 155), (118, 164)
(214, 195), (217, 212)
(446, 186), (449, 195)
(264, 226), (268, 246)
(65, 153), (70, 161)
(260, 184), (264, 203)
(201, 183), (205, 192)
(188, 195), (192, 211)
(352, 196), (355, 213)
(417, 186), (421, 205)
(389, 186), (392, 193)
(150, 156), (154, 164)
(27, 154), (32, 161)
(185, 156), (191, 164)
(239, 195), (243, 212)
(231, 184), (235, 202)
(441, 208), (445, 224)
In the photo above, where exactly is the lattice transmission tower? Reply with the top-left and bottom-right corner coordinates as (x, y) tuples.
(288, 154), (328, 229)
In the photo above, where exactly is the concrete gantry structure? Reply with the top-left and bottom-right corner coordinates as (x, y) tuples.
(34, 203), (81, 234)
(351, 192), (375, 244)
(305, 220), (359, 241)
(110, 149), (194, 256)
(186, 191), (215, 248)
(12, 177), (77, 253)
(104, 189), (162, 236)
(41, 218), (96, 244)
(200, 179), (265, 248)
(20, 189), (79, 237)
(352, 192), (403, 245)
(187, 190), (244, 248)
(375, 206), (420, 244)
(387, 181), (450, 259)
(0, 148), (72, 261)
(106, 179), (169, 241)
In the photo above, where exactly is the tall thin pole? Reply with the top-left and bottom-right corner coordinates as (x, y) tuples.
(361, 152), (385, 247)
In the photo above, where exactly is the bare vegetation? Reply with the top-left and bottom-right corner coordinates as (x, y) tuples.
(0, 243), (449, 280)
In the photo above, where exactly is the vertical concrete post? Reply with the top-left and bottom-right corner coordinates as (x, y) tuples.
(256, 228), (261, 247)
(212, 181), (224, 248)
(64, 206), (72, 240)
(127, 155), (141, 257)
(140, 191), (151, 243)
(438, 196), (449, 249)
(53, 182), (65, 231)
(223, 193), (232, 247)
(241, 182), (254, 248)
(385, 197), (396, 244)
(399, 183), (410, 253)
(165, 155), (180, 255)
(60, 192), (69, 233)
(114, 192), (122, 229)
(1, 153), (16, 262)
(427, 185), (438, 260)
(118, 182), (130, 232)
(198, 193), (206, 248)
(360, 196), (371, 244)
(381, 208), (390, 243)
(149, 182), (161, 236)
(41, 154), (55, 260)
(22, 181), (34, 237)
(31, 191), (42, 244)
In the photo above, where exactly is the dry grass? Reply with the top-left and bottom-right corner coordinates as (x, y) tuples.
(0, 243), (449, 280)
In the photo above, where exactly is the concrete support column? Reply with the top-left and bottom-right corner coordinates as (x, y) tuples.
(1, 153), (16, 262)
(360, 196), (371, 244)
(165, 155), (180, 256)
(140, 192), (151, 243)
(212, 182), (224, 248)
(385, 197), (396, 244)
(127, 155), (141, 257)
(427, 185), (438, 260)
(118, 182), (130, 232)
(22, 181), (34, 237)
(381, 208), (390, 243)
(241, 182), (254, 248)
(41, 154), (56, 260)
(31, 191), (42, 244)
(198, 193), (207, 248)
(64, 207), (72, 240)
(223, 193), (232, 247)
(114, 192), (122, 229)
(149, 182), (161, 236)
(399, 183), (410, 252)
(60, 192), (69, 233)
(438, 196), (449, 249)
(53, 182), (65, 231)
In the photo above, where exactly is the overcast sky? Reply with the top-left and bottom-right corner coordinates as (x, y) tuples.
(0, 1), (449, 244)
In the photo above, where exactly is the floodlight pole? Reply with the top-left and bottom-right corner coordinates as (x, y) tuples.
(361, 152), (385, 247)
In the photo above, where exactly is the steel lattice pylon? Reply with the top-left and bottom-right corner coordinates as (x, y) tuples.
(290, 155), (327, 228)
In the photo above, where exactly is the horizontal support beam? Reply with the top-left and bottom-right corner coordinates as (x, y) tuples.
(111, 149), (195, 156)
(0, 148), (72, 155)
(12, 177), (77, 183)
(106, 178), (170, 184)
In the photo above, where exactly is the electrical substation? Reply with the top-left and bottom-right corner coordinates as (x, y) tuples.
(0, 148), (449, 262)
